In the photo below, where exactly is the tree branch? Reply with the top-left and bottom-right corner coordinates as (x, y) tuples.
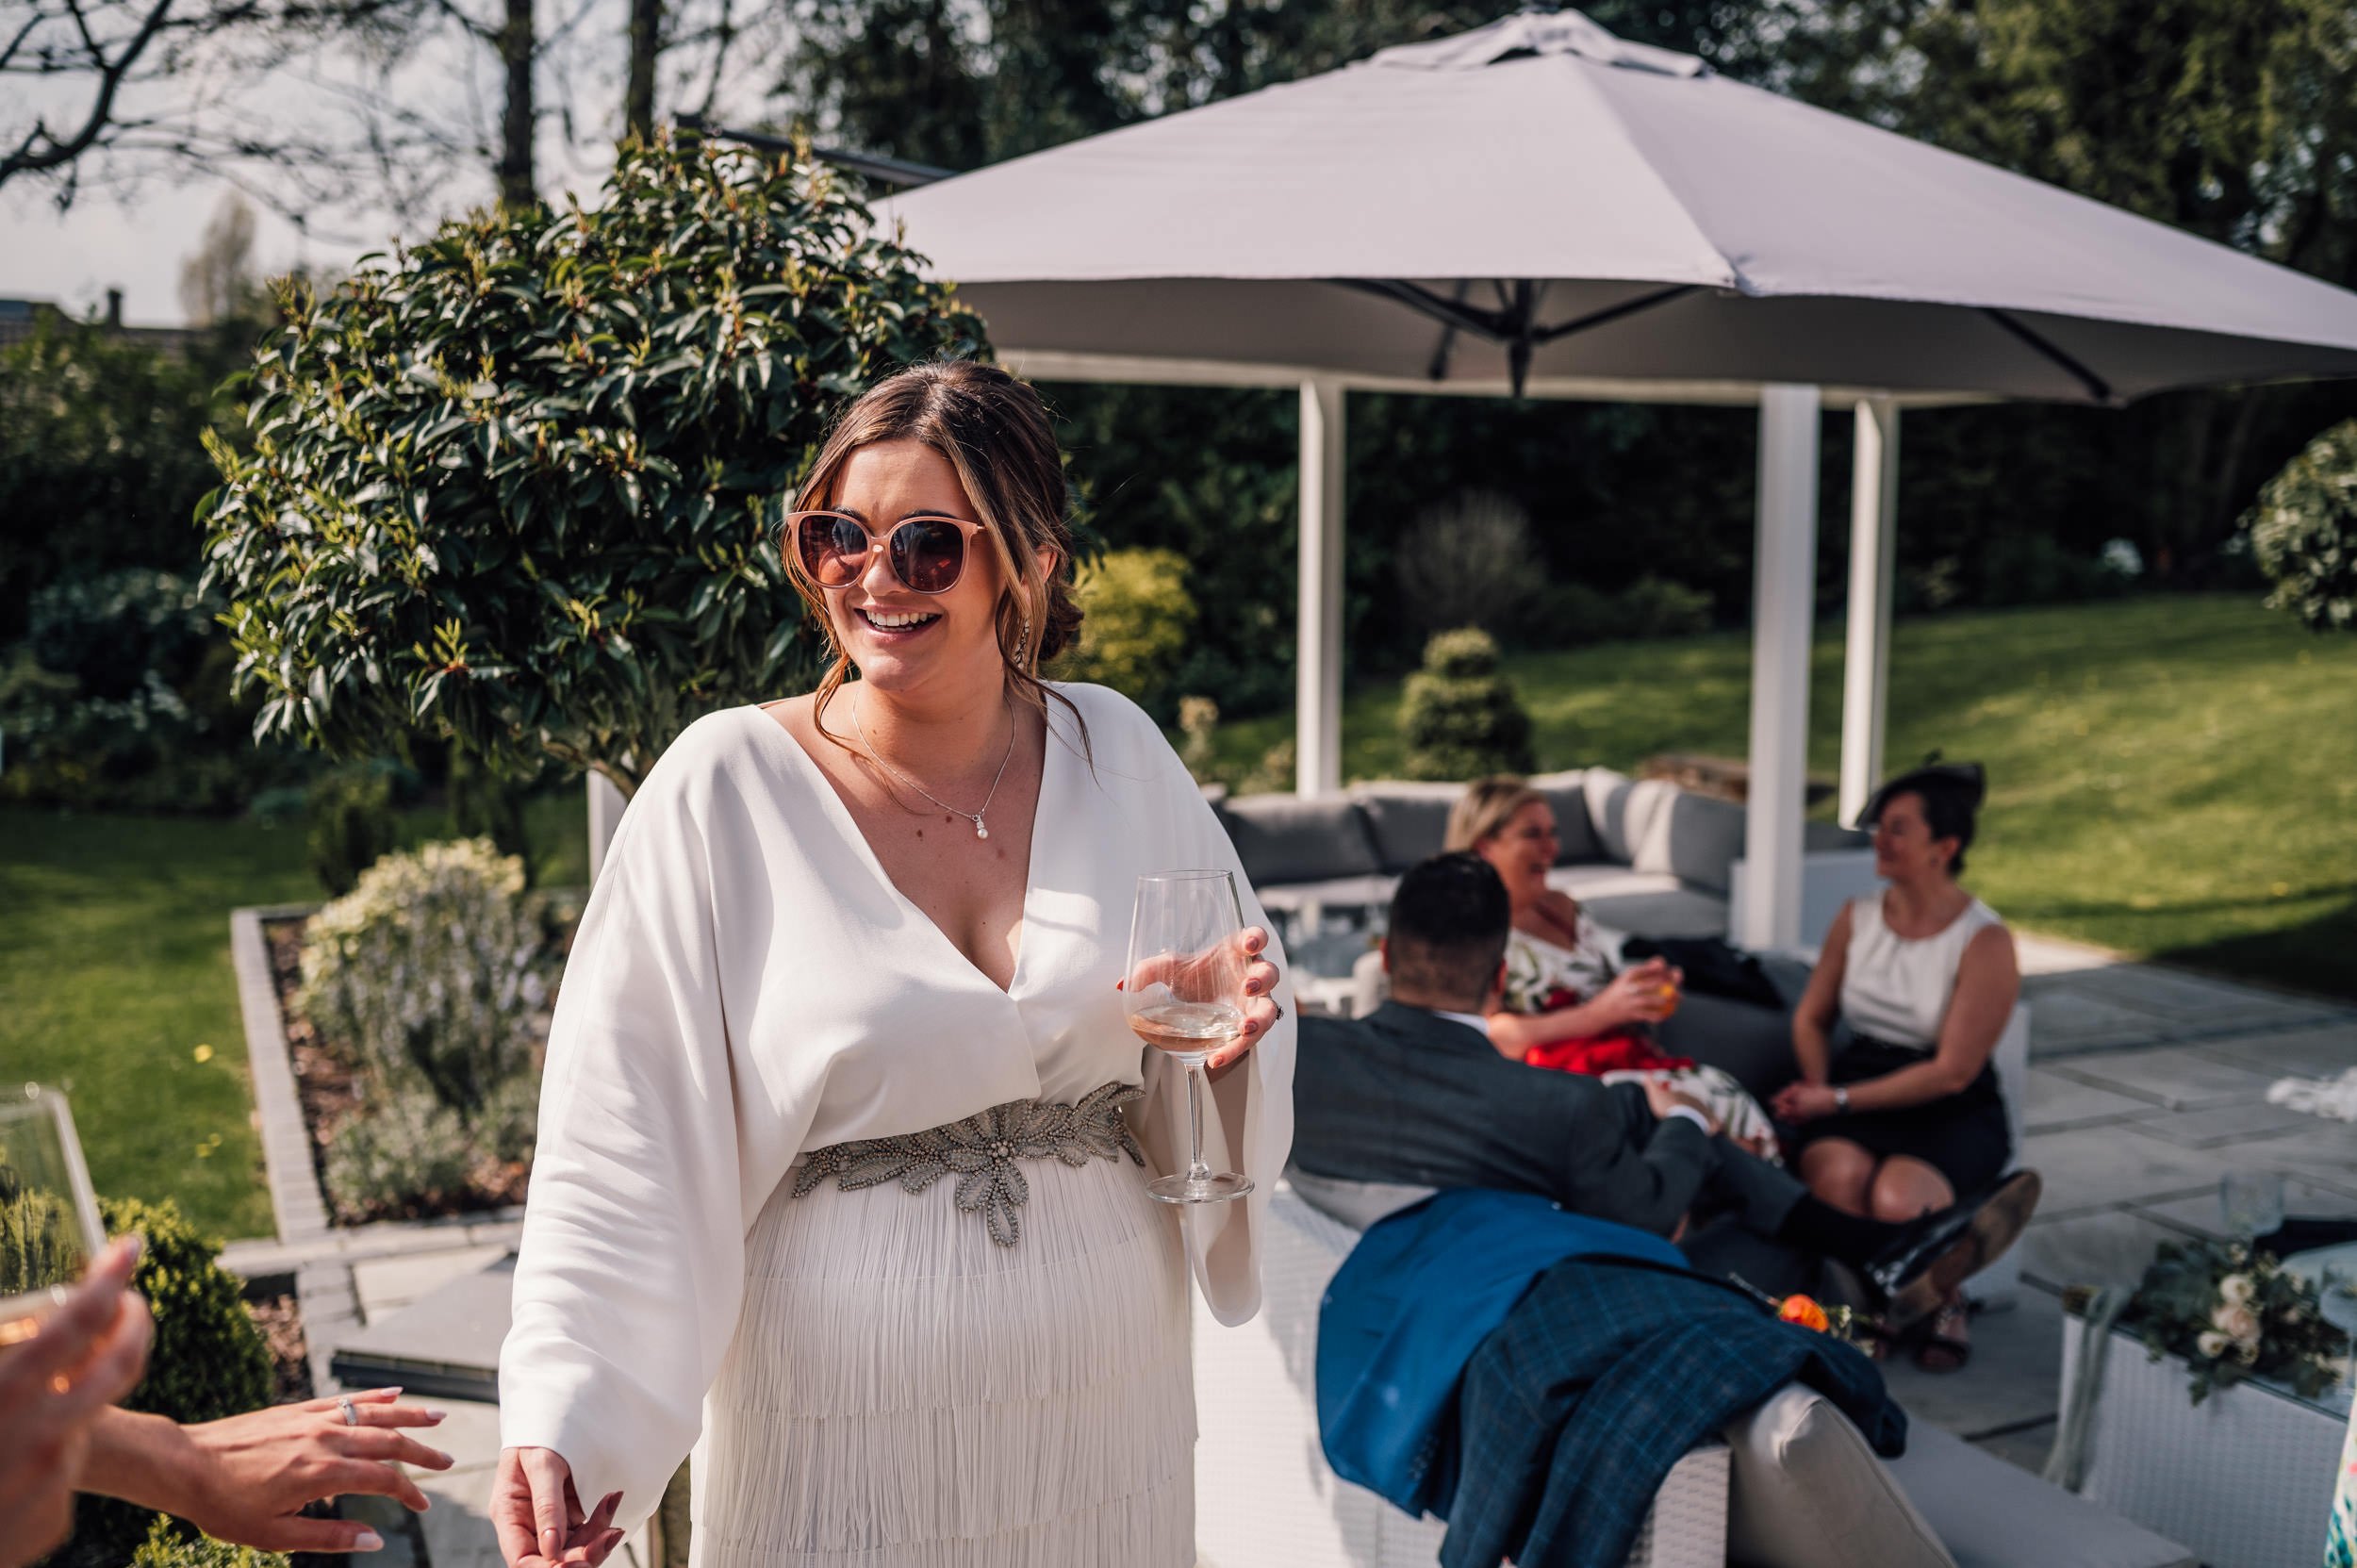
(0, 0), (180, 189)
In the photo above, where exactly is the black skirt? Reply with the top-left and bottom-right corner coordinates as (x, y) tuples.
(1789, 1036), (2011, 1197)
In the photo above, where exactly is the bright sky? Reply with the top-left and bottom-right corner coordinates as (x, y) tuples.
(0, 8), (775, 327)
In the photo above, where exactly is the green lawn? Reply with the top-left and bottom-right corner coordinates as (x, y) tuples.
(0, 791), (589, 1241)
(1199, 595), (2357, 999)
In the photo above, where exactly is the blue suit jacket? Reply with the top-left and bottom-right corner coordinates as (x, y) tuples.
(1314, 1187), (1686, 1517)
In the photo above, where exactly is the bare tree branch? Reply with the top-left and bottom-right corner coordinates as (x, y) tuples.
(1, 0), (178, 188)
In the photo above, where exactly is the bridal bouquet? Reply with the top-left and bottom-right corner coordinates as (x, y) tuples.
(2123, 1238), (2345, 1404)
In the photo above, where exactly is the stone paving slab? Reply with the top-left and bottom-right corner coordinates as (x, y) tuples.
(2189, 1024), (2357, 1080)
(2025, 991), (2189, 1055)
(2121, 1099), (2322, 1149)
(2020, 1068), (2160, 1133)
(2042, 1046), (2283, 1112)
(2013, 1122), (2239, 1217)
(1883, 1285), (2064, 1438)
(2136, 1176), (2357, 1238)
(354, 1244), (516, 1323)
(2016, 1209), (2194, 1296)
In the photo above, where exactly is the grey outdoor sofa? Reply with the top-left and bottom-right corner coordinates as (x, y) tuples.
(1215, 767), (1874, 949)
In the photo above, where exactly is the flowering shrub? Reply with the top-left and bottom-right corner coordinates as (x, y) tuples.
(299, 838), (553, 1118)
(322, 1070), (542, 1218)
(2127, 1238), (2346, 1404)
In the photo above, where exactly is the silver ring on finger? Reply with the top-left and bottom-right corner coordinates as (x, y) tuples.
(338, 1396), (359, 1427)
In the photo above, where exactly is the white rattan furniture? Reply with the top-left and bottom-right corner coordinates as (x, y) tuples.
(1192, 1180), (1729, 1568)
(2056, 1312), (2353, 1568)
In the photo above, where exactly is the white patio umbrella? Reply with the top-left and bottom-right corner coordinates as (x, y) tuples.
(881, 8), (2357, 948)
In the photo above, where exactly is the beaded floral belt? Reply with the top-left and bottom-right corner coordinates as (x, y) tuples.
(788, 1081), (1147, 1248)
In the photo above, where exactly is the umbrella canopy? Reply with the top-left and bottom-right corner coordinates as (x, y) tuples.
(884, 9), (2357, 404)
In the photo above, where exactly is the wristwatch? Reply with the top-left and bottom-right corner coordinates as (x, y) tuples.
(1833, 1086), (1851, 1114)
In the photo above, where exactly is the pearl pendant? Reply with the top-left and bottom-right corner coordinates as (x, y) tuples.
(975, 818), (989, 840)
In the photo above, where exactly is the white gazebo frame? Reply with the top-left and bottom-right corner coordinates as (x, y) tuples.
(1005, 350), (1955, 951)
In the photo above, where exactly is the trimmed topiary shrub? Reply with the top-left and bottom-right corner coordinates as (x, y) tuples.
(199, 131), (988, 801)
(1398, 627), (1536, 782)
(2244, 418), (2357, 634)
(1056, 548), (1196, 717)
(299, 838), (552, 1118)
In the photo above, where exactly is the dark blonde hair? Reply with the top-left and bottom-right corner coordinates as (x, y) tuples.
(782, 360), (1086, 749)
(1444, 776), (1546, 853)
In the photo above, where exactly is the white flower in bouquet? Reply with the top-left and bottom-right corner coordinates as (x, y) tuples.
(2214, 1302), (2262, 1345)
(2197, 1329), (2232, 1359)
(2218, 1273), (2256, 1307)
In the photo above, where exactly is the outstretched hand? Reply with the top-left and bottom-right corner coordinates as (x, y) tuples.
(493, 1446), (623, 1568)
(169, 1389), (455, 1552)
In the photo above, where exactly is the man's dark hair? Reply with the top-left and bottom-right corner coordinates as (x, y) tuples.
(1386, 852), (1512, 1004)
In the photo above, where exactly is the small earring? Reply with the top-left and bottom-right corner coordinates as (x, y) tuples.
(1020, 617), (1031, 662)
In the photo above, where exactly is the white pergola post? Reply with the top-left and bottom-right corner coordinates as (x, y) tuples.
(1736, 385), (1822, 951)
(1838, 396), (1900, 827)
(587, 771), (626, 883)
(1296, 376), (1346, 796)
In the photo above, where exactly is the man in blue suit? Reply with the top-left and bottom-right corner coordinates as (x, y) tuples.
(1291, 853), (2038, 1324)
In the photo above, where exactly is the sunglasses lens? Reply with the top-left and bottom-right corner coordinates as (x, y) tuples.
(890, 519), (967, 594)
(798, 513), (869, 586)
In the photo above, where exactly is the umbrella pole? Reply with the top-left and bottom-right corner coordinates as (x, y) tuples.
(1736, 384), (1821, 951)
(1296, 376), (1346, 796)
(1839, 397), (1900, 826)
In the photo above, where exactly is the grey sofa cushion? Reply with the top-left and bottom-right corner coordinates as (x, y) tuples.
(1219, 794), (1383, 886)
(1887, 1420), (2196, 1568)
(1636, 787), (1749, 895)
(1283, 1167), (1438, 1230)
(1584, 768), (1686, 866)
(1526, 768), (1601, 865)
(1723, 1385), (1955, 1568)
(1548, 864), (1730, 939)
(1347, 781), (1466, 871)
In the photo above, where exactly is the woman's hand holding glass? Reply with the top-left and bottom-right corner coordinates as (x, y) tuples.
(1595, 959), (1682, 1032)
(1122, 872), (1281, 1204)
(0, 1236), (150, 1568)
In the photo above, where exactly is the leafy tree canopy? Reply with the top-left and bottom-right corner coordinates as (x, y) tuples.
(200, 131), (988, 794)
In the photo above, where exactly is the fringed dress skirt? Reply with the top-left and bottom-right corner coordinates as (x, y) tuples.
(691, 1084), (1196, 1568)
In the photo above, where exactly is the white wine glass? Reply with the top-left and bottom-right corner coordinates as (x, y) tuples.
(2219, 1171), (2285, 1246)
(1125, 870), (1255, 1206)
(0, 1083), (108, 1345)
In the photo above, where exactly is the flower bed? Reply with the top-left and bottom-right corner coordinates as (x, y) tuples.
(261, 849), (578, 1226)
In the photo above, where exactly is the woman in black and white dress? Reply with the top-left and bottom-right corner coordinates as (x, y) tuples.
(1773, 763), (2039, 1370)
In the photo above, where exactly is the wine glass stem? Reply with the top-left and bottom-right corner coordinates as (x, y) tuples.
(1185, 1062), (1213, 1183)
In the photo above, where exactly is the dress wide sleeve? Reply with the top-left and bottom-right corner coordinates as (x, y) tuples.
(1125, 717), (1297, 1328)
(497, 745), (796, 1530)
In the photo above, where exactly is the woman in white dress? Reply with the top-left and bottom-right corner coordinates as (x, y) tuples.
(491, 361), (1295, 1568)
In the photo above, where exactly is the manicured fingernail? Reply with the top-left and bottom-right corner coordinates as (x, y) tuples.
(355, 1531), (384, 1552)
(543, 1530), (562, 1557)
(426, 1408), (447, 1421)
(375, 1386), (404, 1395)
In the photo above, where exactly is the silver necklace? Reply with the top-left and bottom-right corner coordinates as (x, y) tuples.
(852, 690), (1018, 840)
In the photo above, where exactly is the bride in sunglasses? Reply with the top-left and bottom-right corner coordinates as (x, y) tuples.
(492, 359), (1294, 1568)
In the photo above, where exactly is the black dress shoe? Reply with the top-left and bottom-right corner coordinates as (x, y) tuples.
(1864, 1171), (2043, 1329)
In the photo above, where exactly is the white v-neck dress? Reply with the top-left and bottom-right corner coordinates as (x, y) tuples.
(497, 684), (1296, 1565)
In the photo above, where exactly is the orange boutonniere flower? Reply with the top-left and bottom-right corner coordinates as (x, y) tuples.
(1776, 1295), (1832, 1333)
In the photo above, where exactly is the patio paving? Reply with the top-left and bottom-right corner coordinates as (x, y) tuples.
(1916, 947), (2357, 1477)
